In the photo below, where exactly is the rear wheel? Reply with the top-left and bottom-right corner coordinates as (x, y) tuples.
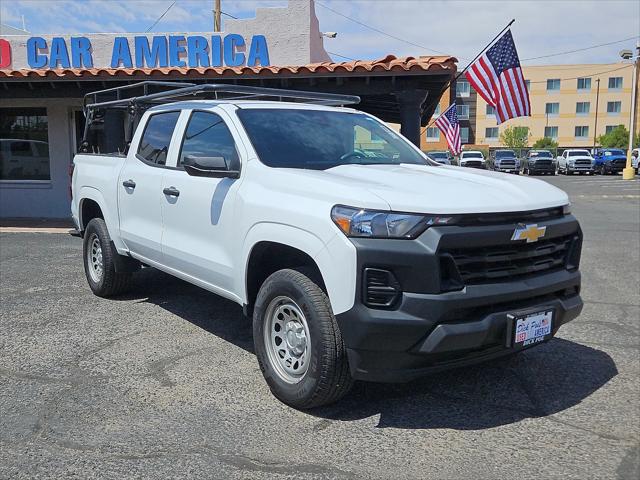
(253, 269), (353, 409)
(83, 218), (132, 297)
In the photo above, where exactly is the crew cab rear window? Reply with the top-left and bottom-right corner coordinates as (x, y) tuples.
(179, 112), (239, 168)
(137, 111), (180, 165)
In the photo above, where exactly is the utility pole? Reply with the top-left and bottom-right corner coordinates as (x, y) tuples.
(623, 41), (639, 180)
(214, 0), (221, 32)
(593, 78), (600, 153)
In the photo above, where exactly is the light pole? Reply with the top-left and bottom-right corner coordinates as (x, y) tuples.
(593, 78), (600, 153)
(621, 42), (639, 180)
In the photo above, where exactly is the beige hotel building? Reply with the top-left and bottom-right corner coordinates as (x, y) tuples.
(474, 63), (639, 148)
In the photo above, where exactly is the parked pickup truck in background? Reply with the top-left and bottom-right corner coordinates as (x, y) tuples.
(592, 148), (628, 175)
(71, 82), (584, 409)
(521, 150), (556, 176)
(459, 150), (486, 168)
(557, 149), (595, 175)
(425, 150), (452, 165)
(491, 149), (520, 174)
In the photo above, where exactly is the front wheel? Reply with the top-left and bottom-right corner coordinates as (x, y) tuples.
(253, 269), (353, 409)
(83, 218), (132, 297)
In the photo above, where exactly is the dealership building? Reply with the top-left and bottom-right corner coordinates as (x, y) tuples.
(0, 0), (456, 219)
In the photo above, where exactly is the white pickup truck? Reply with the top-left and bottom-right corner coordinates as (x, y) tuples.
(72, 83), (584, 408)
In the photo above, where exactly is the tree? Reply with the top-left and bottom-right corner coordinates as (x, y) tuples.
(500, 126), (529, 149)
(532, 137), (559, 150)
(596, 125), (640, 149)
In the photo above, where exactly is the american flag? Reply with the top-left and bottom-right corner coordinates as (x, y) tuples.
(465, 30), (530, 124)
(435, 104), (462, 155)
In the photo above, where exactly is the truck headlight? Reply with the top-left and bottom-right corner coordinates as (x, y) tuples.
(331, 206), (456, 239)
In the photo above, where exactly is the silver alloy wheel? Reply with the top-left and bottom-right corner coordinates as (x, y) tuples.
(87, 233), (104, 283)
(263, 296), (311, 384)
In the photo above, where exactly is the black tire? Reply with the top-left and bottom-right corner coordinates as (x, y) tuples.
(253, 268), (353, 409)
(83, 218), (132, 297)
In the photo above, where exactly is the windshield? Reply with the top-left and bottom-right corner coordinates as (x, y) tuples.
(568, 150), (591, 157)
(428, 152), (448, 159)
(462, 152), (483, 159)
(530, 151), (553, 158)
(236, 109), (430, 169)
(495, 150), (516, 158)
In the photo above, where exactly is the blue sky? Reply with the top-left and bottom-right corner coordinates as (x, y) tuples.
(1, 0), (639, 65)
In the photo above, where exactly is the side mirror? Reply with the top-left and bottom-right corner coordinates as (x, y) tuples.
(182, 155), (240, 178)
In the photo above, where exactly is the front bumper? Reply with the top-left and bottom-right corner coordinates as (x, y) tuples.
(335, 214), (583, 383)
(528, 164), (555, 173)
(567, 164), (594, 172)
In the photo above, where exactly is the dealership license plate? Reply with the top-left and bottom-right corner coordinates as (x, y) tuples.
(512, 309), (554, 347)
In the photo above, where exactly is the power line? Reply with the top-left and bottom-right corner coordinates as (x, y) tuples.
(522, 36), (640, 61)
(316, 1), (454, 57)
(145, 0), (177, 32)
(327, 51), (357, 61)
(221, 11), (238, 20)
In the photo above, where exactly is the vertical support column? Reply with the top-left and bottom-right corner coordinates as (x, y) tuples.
(394, 89), (429, 147)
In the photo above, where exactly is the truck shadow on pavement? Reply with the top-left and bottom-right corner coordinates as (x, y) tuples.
(121, 268), (618, 431)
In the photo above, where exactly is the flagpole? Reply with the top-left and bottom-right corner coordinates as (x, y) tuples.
(454, 19), (515, 80)
(422, 19), (516, 132)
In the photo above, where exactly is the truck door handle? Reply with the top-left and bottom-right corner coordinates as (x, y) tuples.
(163, 186), (180, 197)
(122, 179), (136, 189)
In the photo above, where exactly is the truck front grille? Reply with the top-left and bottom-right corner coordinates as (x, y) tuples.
(441, 234), (580, 285)
(498, 160), (516, 168)
(574, 159), (591, 166)
(533, 159), (552, 167)
(463, 161), (483, 168)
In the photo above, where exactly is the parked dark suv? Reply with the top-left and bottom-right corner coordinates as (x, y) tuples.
(522, 150), (556, 175)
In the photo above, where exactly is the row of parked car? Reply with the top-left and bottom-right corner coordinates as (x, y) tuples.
(426, 148), (640, 176)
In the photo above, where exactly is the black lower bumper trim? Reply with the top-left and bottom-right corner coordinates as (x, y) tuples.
(337, 269), (582, 383)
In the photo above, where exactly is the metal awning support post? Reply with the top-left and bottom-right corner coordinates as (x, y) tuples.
(395, 89), (429, 147)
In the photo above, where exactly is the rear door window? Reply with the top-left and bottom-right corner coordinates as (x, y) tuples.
(137, 111), (180, 165)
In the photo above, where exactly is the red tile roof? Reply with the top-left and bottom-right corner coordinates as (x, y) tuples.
(0, 55), (457, 79)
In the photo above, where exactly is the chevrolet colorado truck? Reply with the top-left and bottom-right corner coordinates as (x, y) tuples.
(71, 83), (584, 409)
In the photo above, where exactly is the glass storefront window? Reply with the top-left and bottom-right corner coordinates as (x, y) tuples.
(0, 108), (50, 181)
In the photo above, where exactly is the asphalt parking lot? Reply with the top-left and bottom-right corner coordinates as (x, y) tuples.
(1, 174), (639, 479)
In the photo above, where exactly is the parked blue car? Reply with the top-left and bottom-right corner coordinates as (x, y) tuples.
(593, 148), (627, 175)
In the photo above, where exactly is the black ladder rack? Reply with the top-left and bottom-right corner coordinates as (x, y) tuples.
(83, 81), (360, 113)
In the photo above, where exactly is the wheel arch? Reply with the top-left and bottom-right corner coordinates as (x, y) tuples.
(240, 223), (356, 316)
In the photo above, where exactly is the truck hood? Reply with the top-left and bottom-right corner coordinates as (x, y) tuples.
(322, 163), (568, 213)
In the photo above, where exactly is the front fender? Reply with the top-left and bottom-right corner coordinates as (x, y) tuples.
(239, 223), (357, 315)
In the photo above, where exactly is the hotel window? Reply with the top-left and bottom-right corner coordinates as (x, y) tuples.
(574, 126), (589, 138)
(486, 104), (496, 116)
(485, 127), (499, 140)
(456, 104), (470, 120)
(608, 77), (623, 89)
(545, 102), (559, 115)
(546, 78), (561, 91)
(426, 127), (440, 142)
(544, 126), (558, 139)
(456, 80), (470, 97)
(460, 127), (470, 144)
(0, 107), (50, 181)
(607, 101), (621, 114)
(576, 102), (590, 115)
(433, 104), (441, 116)
(577, 77), (591, 91)
(605, 125), (623, 134)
